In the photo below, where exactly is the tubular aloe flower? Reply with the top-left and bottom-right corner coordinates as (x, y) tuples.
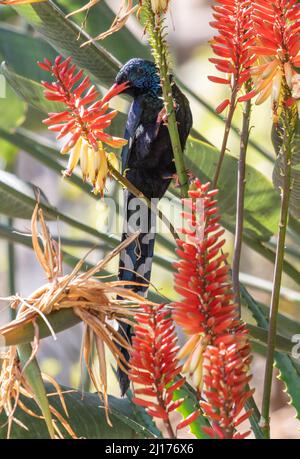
(38, 56), (128, 196)
(129, 305), (197, 438)
(200, 342), (253, 439)
(251, 0), (300, 117)
(209, 0), (257, 113)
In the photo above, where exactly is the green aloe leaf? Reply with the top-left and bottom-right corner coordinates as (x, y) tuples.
(2, 309), (81, 347)
(56, 0), (150, 63)
(172, 383), (211, 439)
(0, 169), (52, 219)
(1, 62), (63, 113)
(0, 384), (157, 439)
(0, 23), (57, 82)
(258, 303), (300, 341)
(0, 139), (18, 166)
(0, 169), (119, 246)
(0, 76), (27, 131)
(0, 126), (113, 201)
(122, 388), (163, 439)
(183, 138), (280, 241)
(13, 0), (121, 88)
(247, 324), (294, 356)
(0, 5), (16, 20)
(17, 344), (55, 439)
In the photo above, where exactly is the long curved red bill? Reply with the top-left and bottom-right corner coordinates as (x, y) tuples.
(102, 81), (130, 104)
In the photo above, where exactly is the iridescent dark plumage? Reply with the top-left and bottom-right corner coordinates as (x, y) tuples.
(115, 58), (193, 395)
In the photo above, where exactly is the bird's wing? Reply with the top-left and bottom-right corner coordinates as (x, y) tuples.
(121, 96), (144, 172)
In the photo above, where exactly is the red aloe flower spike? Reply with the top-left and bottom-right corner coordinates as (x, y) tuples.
(251, 0), (300, 118)
(173, 179), (240, 343)
(173, 179), (253, 436)
(38, 55), (127, 196)
(209, 0), (257, 112)
(129, 305), (197, 438)
(200, 340), (253, 439)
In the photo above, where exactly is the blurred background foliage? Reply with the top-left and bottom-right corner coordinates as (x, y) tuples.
(0, 0), (299, 438)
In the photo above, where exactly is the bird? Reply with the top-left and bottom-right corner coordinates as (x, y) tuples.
(110, 58), (193, 395)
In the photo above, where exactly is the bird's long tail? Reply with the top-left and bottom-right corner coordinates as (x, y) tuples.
(117, 189), (157, 395)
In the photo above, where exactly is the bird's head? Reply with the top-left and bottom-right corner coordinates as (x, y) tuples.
(111, 58), (161, 98)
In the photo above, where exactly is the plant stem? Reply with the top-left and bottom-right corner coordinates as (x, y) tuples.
(232, 90), (252, 312)
(7, 218), (16, 321)
(143, 1), (189, 198)
(212, 86), (238, 188)
(7, 217), (16, 297)
(261, 99), (297, 439)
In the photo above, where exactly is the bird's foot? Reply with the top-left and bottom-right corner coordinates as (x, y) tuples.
(157, 107), (168, 125)
(164, 169), (195, 187)
(157, 101), (178, 125)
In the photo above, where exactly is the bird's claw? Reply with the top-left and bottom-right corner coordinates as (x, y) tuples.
(157, 107), (168, 125)
(157, 101), (178, 125)
(164, 169), (194, 188)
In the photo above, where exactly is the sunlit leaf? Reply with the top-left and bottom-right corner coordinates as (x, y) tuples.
(0, 384), (157, 438)
(12, 0), (121, 88)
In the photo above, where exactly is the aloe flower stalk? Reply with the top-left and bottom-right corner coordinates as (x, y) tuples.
(249, 0), (300, 438)
(141, 0), (189, 197)
(209, 0), (256, 186)
(129, 304), (199, 438)
(173, 179), (253, 438)
(209, 0), (256, 111)
(38, 56), (128, 196)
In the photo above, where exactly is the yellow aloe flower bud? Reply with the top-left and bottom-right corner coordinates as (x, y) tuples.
(177, 334), (201, 361)
(87, 147), (96, 185)
(262, 59), (279, 80)
(189, 342), (204, 373)
(65, 137), (82, 175)
(151, 0), (170, 14)
(90, 142), (104, 184)
(255, 83), (272, 105)
(271, 70), (282, 106)
(80, 139), (89, 181)
(93, 148), (108, 197)
(192, 354), (204, 390)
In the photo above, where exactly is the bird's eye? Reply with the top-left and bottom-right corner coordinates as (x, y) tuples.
(136, 68), (145, 76)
